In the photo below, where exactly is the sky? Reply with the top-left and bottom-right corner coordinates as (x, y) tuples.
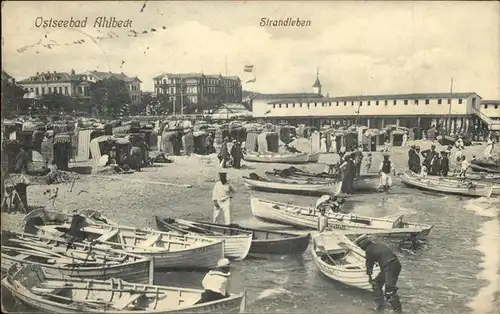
(2, 1), (499, 99)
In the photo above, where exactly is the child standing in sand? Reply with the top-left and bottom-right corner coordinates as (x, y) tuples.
(366, 153), (372, 172)
(458, 156), (469, 178)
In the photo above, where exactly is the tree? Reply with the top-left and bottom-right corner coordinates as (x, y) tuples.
(89, 78), (131, 117)
(1, 80), (28, 117)
(37, 93), (80, 115)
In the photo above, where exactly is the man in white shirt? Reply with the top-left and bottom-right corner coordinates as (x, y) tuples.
(212, 172), (235, 225)
(317, 207), (329, 233)
(195, 258), (232, 304)
(315, 194), (344, 214)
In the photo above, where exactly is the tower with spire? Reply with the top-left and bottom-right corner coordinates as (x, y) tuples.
(312, 68), (322, 96)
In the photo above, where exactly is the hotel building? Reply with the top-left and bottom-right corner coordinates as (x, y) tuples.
(153, 73), (242, 113)
(252, 75), (500, 134)
(17, 70), (142, 105)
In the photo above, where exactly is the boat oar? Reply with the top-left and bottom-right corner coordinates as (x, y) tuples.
(316, 245), (339, 265)
(38, 284), (165, 295)
(338, 242), (367, 260)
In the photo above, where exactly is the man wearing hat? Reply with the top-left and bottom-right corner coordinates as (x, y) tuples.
(315, 194), (345, 214)
(355, 235), (403, 313)
(212, 171), (235, 225)
(421, 144), (437, 171)
(407, 145), (416, 173)
(195, 258), (232, 304)
(378, 153), (395, 193)
(439, 150), (450, 177)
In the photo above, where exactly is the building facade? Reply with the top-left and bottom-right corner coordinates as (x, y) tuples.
(253, 92), (499, 133)
(480, 100), (500, 121)
(17, 70), (142, 105)
(153, 73), (242, 113)
(81, 71), (142, 105)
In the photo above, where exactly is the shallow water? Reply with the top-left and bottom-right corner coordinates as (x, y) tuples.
(3, 175), (499, 314)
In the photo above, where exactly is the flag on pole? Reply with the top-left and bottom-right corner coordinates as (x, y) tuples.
(244, 65), (254, 72)
(245, 78), (256, 83)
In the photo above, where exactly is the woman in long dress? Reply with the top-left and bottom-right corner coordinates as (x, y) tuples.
(484, 136), (494, 158)
(320, 137), (327, 153)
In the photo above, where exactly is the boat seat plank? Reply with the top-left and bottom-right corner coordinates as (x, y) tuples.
(32, 286), (64, 296)
(138, 234), (161, 248)
(112, 293), (143, 310)
(96, 229), (119, 242)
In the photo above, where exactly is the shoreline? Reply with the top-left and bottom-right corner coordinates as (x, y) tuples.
(465, 198), (500, 314)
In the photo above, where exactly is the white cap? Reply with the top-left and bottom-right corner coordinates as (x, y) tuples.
(216, 258), (231, 268)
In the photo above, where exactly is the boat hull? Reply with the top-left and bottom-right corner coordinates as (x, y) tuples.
(243, 153), (309, 164)
(154, 218), (251, 261)
(250, 198), (432, 240)
(2, 267), (246, 314)
(249, 234), (310, 255)
(1, 255), (153, 284)
(470, 163), (500, 173)
(243, 177), (342, 196)
(35, 224), (225, 270)
(399, 171), (494, 197)
(306, 152), (320, 163)
(264, 172), (379, 191)
(311, 234), (380, 291)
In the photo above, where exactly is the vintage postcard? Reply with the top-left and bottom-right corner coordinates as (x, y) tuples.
(1, 1), (499, 314)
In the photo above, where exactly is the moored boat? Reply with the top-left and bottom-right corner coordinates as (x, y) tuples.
(155, 217), (310, 255)
(1, 231), (154, 284)
(470, 162), (500, 174)
(243, 173), (342, 196)
(243, 152), (309, 164)
(250, 198), (432, 239)
(399, 171), (495, 197)
(154, 218), (252, 260)
(2, 264), (246, 313)
(264, 171), (379, 191)
(311, 233), (380, 291)
(33, 219), (225, 270)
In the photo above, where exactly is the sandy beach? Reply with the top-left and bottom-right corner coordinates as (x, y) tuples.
(1, 140), (499, 314)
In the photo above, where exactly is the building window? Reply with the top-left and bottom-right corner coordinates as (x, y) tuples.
(403, 100), (408, 105)
(414, 100), (418, 105)
(48, 87), (52, 94)
(447, 99), (451, 104)
(279, 104), (282, 108)
(425, 99), (430, 105)
(458, 98), (463, 104)
(59, 87), (62, 94)
(292, 104), (295, 108)
(375, 100), (379, 106)
(472, 98), (476, 106)
(384, 100), (388, 106)
(35, 88), (39, 95)
(273, 104), (276, 109)
(351, 101), (354, 106)
(367, 101), (371, 106)
(393, 100), (397, 105)
(65, 86), (68, 95)
(328, 102), (332, 107)
(336, 102), (339, 106)
(300, 103), (303, 108)
(322, 102), (325, 107)
(314, 103), (317, 107)
(359, 101), (363, 106)
(438, 99), (442, 104)
(344, 102), (347, 106)
(285, 104), (288, 109)
(494, 104), (498, 109)
(483, 104), (487, 109)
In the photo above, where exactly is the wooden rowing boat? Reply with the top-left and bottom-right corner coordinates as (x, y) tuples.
(306, 152), (321, 163)
(154, 218), (252, 260)
(425, 175), (500, 195)
(311, 233), (380, 291)
(33, 219), (225, 270)
(435, 172), (500, 183)
(243, 173), (342, 196)
(155, 217), (310, 255)
(399, 171), (494, 197)
(250, 198), (432, 239)
(2, 264), (246, 313)
(243, 152), (309, 164)
(470, 162), (500, 174)
(264, 171), (380, 191)
(23, 208), (115, 234)
(1, 231), (154, 284)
